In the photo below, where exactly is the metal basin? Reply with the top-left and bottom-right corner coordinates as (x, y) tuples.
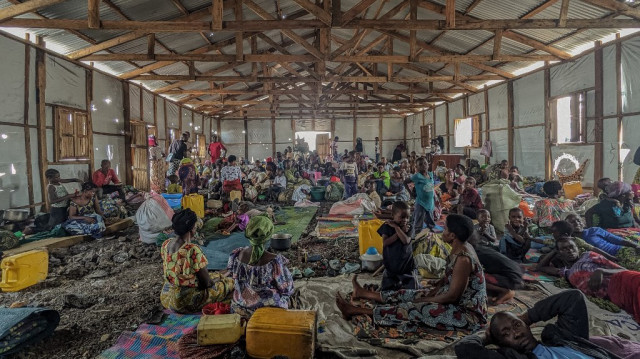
(270, 233), (292, 251)
(3, 209), (29, 222)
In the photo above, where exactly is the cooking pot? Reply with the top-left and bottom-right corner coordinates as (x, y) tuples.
(270, 233), (292, 251)
(3, 209), (29, 222)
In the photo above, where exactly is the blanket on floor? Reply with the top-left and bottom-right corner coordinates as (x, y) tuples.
(98, 311), (200, 359)
(316, 219), (359, 239)
(0, 307), (60, 356)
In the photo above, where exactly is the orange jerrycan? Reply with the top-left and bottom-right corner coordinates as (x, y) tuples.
(358, 219), (384, 256)
(246, 308), (317, 359)
(0, 250), (48, 292)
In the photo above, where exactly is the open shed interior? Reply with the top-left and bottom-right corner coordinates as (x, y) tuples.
(1, 0), (640, 358)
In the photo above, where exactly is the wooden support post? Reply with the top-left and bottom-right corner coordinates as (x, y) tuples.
(139, 85), (143, 120)
(243, 112), (248, 160)
(123, 82), (133, 185)
(378, 111), (383, 157)
(353, 109), (357, 150)
(23, 35), (34, 213)
(616, 35), (622, 181)
(88, 0), (100, 29)
(507, 81), (514, 167)
(558, 0), (570, 28)
(235, 0), (243, 62)
(543, 67), (552, 180)
(147, 33), (155, 58)
(483, 85), (490, 164)
(387, 37), (393, 81)
(271, 112), (276, 158)
(445, 103), (450, 153)
(409, 0), (417, 62)
(35, 36), (48, 207)
(178, 105), (182, 133)
(251, 36), (257, 77)
(492, 30), (502, 60)
(212, 0), (223, 30)
(445, 0), (455, 28)
(217, 117), (221, 139)
(86, 69), (95, 172)
(163, 99), (169, 153)
(594, 40), (603, 190)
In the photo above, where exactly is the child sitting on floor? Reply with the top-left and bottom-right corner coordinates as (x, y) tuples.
(475, 209), (498, 249)
(377, 201), (417, 290)
(501, 208), (549, 262)
(166, 175), (182, 194)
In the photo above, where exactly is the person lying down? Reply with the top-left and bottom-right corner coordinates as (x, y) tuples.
(455, 290), (640, 359)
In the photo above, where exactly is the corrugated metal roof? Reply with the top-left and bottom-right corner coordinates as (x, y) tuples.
(0, 0), (635, 113)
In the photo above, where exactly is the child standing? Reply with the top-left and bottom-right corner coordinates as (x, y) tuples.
(377, 201), (416, 290)
(374, 136), (380, 163)
(411, 157), (436, 237)
(474, 209), (498, 249)
(340, 152), (358, 198)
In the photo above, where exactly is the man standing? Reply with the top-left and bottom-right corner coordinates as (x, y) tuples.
(92, 160), (125, 200)
(208, 134), (226, 163)
(374, 136), (380, 163)
(331, 136), (339, 162)
(167, 133), (189, 176)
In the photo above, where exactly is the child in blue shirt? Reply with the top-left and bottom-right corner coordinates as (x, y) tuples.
(410, 157), (436, 238)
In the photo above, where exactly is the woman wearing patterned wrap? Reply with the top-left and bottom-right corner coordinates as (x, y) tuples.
(160, 209), (234, 313)
(227, 216), (294, 317)
(336, 214), (487, 333)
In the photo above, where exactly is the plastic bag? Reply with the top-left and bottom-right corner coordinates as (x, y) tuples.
(136, 193), (174, 244)
(480, 140), (492, 157)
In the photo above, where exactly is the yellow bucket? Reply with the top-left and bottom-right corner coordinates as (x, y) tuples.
(0, 250), (48, 292)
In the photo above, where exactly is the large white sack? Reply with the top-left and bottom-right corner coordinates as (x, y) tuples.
(136, 193), (174, 244)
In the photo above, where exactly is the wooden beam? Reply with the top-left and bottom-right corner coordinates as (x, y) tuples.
(0, 0), (65, 22)
(581, 0), (640, 20)
(464, 0), (483, 15)
(543, 67), (552, 180)
(410, 0), (417, 61)
(234, 0), (242, 61)
(212, 0), (223, 30)
(88, 0), (100, 29)
(147, 33), (155, 57)
(291, 0), (332, 26)
(558, 0), (570, 28)
(35, 37), (48, 208)
(23, 34), (34, 212)
(445, 0), (456, 28)
(341, 0), (377, 25)
(492, 30), (502, 60)
(521, 0), (559, 19)
(507, 81), (514, 166)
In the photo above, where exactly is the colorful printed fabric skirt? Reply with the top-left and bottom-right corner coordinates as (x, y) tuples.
(62, 213), (106, 238)
(160, 272), (234, 314)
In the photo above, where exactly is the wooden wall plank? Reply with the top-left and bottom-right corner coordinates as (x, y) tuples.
(507, 81), (514, 167)
(123, 81), (133, 184)
(35, 36), (48, 207)
(23, 34), (34, 213)
(594, 41), (603, 191)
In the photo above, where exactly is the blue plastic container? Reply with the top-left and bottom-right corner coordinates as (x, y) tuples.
(161, 193), (183, 209)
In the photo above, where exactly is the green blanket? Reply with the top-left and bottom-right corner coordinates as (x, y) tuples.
(273, 207), (318, 243)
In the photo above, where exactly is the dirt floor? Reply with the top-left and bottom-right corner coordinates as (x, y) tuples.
(2, 202), (363, 358)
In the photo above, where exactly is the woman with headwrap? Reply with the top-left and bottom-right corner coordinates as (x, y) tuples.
(160, 209), (234, 313)
(178, 158), (199, 195)
(227, 216), (294, 317)
(586, 181), (636, 229)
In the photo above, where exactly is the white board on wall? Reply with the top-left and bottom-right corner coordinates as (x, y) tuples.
(46, 55), (86, 110)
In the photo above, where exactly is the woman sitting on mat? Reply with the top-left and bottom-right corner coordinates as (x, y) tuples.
(586, 181), (637, 229)
(532, 180), (574, 233)
(536, 236), (640, 323)
(160, 209), (234, 313)
(227, 216), (294, 317)
(336, 214), (487, 333)
(63, 182), (106, 239)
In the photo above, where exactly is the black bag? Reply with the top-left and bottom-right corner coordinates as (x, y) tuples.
(634, 146), (640, 166)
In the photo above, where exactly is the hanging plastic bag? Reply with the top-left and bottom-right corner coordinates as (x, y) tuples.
(480, 140), (492, 157)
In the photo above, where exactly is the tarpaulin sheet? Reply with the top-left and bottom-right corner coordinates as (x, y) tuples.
(247, 119), (271, 145)
(249, 144), (272, 162)
(156, 97), (166, 138)
(621, 36), (640, 114)
(91, 71), (124, 134)
(0, 125), (29, 208)
(622, 116), (640, 182)
(603, 117), (619, 179)
(435, 106), (447, 135)
(550, 53), (594, 97)
(93, 134), (125, 182)
(220, 119), (244, 144)
(488, 84), (508, 130)
(295, 119), (313, 131)
(468, 93), (484, 116)
(513, 72), (544, 127)
(490, 129), (509, 163)
(514, 125), (545, 176)
(603, 44), (617, 116)
(181, 109), (193, 134)
(46, 55), (86, 110)
(448, 100), (464, 122)
(142, 90), (155, 124)
(0, 36), (25, 125)
(166, 102), (179, 129)
(129, 85), (140, 120)
(334, 118), (353, 145)
(223, 144), (244, 159)
(382, 117), (403, 140)
(355, 117), (378, 140)
(275, 119), (293, 143)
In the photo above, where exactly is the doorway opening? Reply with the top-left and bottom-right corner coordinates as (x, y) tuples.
(294, 131), (331, 152)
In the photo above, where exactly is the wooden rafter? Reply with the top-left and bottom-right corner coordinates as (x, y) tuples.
(0, 0), (65, 22)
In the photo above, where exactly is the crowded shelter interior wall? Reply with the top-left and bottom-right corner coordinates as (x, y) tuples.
(3, 29), (640, 212)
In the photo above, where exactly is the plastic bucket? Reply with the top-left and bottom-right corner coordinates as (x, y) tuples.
(310, 187), (326, 202)
(161, 193), (183, 209)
